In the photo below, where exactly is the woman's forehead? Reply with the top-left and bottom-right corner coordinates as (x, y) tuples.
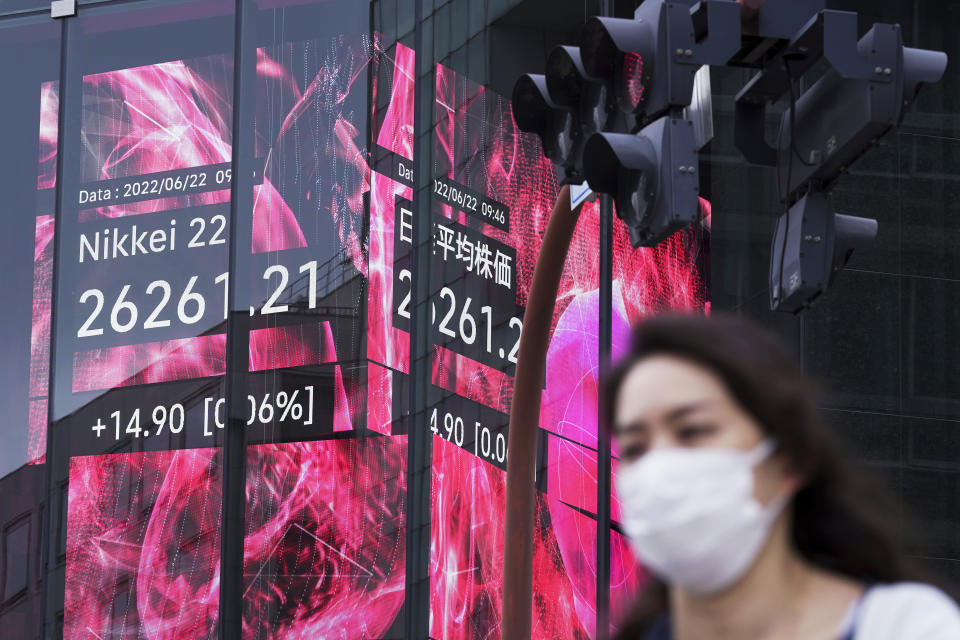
(615, 355), (732, 420)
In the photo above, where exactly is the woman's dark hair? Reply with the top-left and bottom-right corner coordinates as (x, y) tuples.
(605, 312), (927, 638)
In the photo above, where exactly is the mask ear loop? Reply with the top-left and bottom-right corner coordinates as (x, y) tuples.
(747, 438), (793, 515)
(745, 438), (778, 466)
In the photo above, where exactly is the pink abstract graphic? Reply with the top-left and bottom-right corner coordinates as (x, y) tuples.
(72, 333), (228, 393)
(80, 56), (233, 218)
(248, 323), (338, 372)
(27, 215), (55, 463)
(65, 449), (223, 640)
(424, 64), (709, 639)
(366, 362), (394, 437)
(431, 437), (595, 640)
(253, 34), (379, 258)
(244, 437), (407, 639)
(28, 79), (58, 464)
(368, 43), (415, 373)
(38, 81), (58, 190)
(64, 437), (406, 640)
(71, 322), (343, 392)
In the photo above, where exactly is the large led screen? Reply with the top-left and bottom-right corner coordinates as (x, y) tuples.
(54, 3), (409, 638)
(41, 3), (709, 638)
(368, 56), (604, 636)
(422, 67), (709, 639)
(240, 6), (407, 637)
(60, 33), (236, 639)
(0, 18), (61, 640)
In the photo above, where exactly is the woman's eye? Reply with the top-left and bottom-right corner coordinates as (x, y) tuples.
(677, 425), (716, 442)
(620, 443), (647, 460)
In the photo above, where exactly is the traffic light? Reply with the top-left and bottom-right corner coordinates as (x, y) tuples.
(512, 1), (946, 309)
(775, 23), (947, 197)
(579, 2), (739, 125)
(733, 9), (945, 311)
(513, 0), (741, 246)
(575, 2), (737, 246)
(583, 117), (699, 247)
(769, 192), (877, 313)
(579, 15), (656, 119)
(512, 74), (578, 180)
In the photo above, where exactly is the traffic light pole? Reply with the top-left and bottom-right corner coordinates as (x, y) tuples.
(596, 192), (613, 639)
(502, 186), (583, 640)
(596, 4), (614, 634)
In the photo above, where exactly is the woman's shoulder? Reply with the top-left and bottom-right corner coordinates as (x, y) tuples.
(857, 581), (960, 640)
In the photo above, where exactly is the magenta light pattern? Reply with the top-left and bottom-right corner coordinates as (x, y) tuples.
(28, 80), (58, 464)
(426, 64), (709, 639)
(243, 437), (407, 639)
(65, 449), (224, 640)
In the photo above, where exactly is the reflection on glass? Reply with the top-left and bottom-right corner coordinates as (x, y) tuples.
(238, 2), (407, 638)
(0, 13), (61, 640)
(422, 63), (601, 638)
(46, 3), (235, 639)
(3, 518), (30, 603)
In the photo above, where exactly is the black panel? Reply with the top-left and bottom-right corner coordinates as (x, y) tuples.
(899, 135), (960, 281)
(825, 409), (902, 465)
(803, 270), (901, 411)
(903, 276), (960, 418)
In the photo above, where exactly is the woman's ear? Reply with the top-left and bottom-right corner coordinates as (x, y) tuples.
(755, 453), (802, 504)
(774, 454), (805, 497)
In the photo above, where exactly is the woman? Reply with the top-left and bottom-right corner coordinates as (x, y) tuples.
(605, 313), (960, 640)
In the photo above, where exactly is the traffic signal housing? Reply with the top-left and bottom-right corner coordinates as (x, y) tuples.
(769, 192), (878, 313)
(736, 12), (948, 200)
(775, 23), (948, 197)
(584, 116), (699, 247)
(734, 9), (946, 311)
(512, 74), (576, 176)
(580, 2), (739, 126)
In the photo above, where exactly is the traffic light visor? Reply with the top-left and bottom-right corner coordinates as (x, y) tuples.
(512, 73), (556, 135)
(546, 45), (590, 106)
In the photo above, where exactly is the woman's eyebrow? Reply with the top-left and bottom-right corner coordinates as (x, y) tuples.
(614, 420), (646, 436)
(663, 400), (716, 424)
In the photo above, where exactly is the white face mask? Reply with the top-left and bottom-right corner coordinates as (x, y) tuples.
(615, 439), (787, 595)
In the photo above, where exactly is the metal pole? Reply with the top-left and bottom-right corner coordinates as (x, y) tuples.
(42, 13), (74, 639)
(404, 0), (432, 637)
(502, 185), (583, 640)
(219, 1), (254, 637)
(596, 190), (613, 639)
(595, 9), (614, 639)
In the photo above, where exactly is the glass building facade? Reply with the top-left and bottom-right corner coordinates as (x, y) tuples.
(0, 1), (953, 639)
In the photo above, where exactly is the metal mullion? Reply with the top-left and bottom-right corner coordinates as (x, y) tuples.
(404, 0), (434, 636)
(41, 11), (80, 638)
(596, 192), (613, 640)
(218, 0), (255, 637)
(595, 5), (614, 637)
